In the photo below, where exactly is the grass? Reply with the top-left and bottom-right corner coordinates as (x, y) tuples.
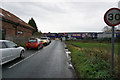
(65, 41), (119, 78)
(72, 42), (119, 55)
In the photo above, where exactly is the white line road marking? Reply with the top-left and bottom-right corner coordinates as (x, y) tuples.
(8, 51), (39, 69)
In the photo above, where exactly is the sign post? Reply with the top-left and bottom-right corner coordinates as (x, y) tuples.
(104, 8), (120, 75)
(111, 26), (114, 74)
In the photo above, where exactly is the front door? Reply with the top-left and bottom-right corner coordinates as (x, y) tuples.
(2, 29), (6, 40)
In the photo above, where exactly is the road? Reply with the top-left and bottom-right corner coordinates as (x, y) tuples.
(2, 40), (76, 79)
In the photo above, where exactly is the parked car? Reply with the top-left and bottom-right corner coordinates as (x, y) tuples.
(48, 37), (51, 43)
(26, 38), (43, 50)
(0, 40), (25, 65)
(40, 37), (51, 46)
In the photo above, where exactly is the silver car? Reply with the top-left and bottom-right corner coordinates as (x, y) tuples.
(40, 37), (51, 45)
(0, 40), (25, 65)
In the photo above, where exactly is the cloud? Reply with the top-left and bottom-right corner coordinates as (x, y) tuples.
(1, 1), (119, 33)
(2, 0), (119, 2)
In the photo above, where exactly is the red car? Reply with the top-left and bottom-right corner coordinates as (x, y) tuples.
(26, 38), (43, 50)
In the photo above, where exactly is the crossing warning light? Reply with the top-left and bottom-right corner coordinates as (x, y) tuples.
(44, 33), (47, 35)
(63, 33), (65, 35)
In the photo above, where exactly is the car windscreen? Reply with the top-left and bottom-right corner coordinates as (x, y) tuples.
(40, 38), (47, 40)
(28, 39), (37, 42)
(5, 42), (17, 48)
(0, 42), (7, 49)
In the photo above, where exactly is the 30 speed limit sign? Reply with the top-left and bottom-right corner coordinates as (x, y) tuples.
(104, 8), (120, 26)
(104, 8), (120, 75)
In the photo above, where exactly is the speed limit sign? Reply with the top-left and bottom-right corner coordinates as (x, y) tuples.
(104, 8), (120, 75)
(104, 8), (120, 26)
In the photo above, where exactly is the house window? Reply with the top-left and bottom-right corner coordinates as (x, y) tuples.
(0, 12), (4, 16)
(18, 31), (23, 35)
(17, 18), (22, 22)
(6, 12), (11, 17)
(1, 28), (6, 40)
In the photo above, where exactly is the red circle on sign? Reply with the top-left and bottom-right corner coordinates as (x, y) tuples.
(104, 8), (120, 26)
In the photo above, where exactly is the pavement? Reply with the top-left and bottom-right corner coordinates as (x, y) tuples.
(2, 40), (77, 79)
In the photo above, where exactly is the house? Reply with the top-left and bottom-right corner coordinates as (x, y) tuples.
(0, 8), (34, 40)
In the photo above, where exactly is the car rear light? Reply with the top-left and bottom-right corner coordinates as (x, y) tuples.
(36, 44), (38, 47)
(26, 44), (29, 47)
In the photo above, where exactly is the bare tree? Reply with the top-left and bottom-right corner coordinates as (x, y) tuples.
(102, 26), (111, 32)
(102, 26), (118, 32)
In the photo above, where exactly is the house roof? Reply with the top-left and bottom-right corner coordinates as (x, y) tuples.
(0, 8), (34, 30)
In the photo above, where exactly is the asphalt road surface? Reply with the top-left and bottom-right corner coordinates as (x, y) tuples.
(2, 40), (76, 79)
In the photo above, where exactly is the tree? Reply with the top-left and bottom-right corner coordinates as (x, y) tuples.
(28, 18), (38, 33)
(38, 30), (42, 34)
(102, 26), (111, 32)
(102, 26), (118, 32)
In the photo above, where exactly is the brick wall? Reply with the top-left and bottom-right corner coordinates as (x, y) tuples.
(2, 21), (33, 37)
(17, 25), (33, 37)
(2, 21), (33, 43)
(2, 21), (16, 37)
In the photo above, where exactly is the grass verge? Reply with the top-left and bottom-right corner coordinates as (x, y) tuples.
(65, 41), (118, 78)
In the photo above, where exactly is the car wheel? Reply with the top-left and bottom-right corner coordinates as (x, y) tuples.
(41, 45), (43, 49)
(37, 46), (40, 50)
(20, 50), (25, 58)
(44, 43), (47, 46)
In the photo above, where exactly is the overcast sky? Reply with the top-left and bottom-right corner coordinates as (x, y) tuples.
(1, 0), (119, 33)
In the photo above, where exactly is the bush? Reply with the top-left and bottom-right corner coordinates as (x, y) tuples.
(16, 42), (26, 48)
